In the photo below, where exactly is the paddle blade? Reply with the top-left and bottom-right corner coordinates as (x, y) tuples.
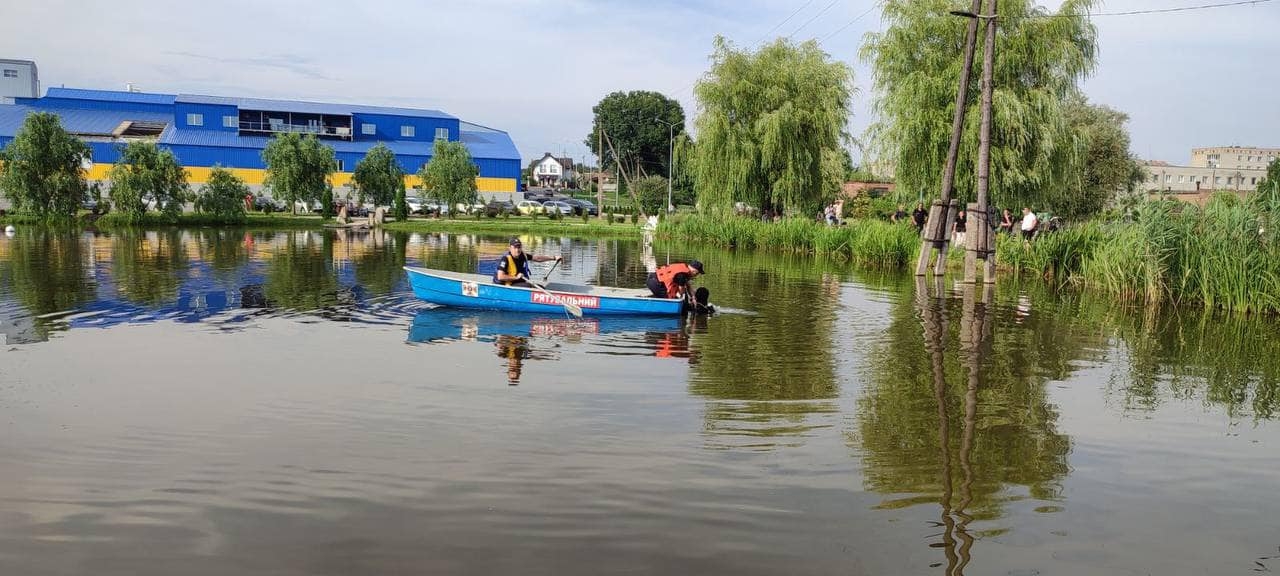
(564, 302), (583, 318)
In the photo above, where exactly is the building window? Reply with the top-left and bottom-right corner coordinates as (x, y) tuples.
(435, 127), (449, 141)
(1252, 177), (1258, 185)
(1238, 155), (1243, 161)
(1150, 174), (1158, 183)
(335, 160), (345, 171)
(400, 125), (415, 138)
(1164, 174), (1172, 183)
(223, 116), (237, 128)
(186, 113), (203, 126)
(1178, 175), (1184, 183)
(362, 123), (376, 135)
(2, 69), (17, 78)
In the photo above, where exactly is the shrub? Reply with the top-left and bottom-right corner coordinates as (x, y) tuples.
(193, 166), (248, 224)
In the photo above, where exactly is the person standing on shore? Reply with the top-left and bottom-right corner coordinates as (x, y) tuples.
(1000, 208), (1014, 234)
(1020, 207), (1039, 241)
(953, 208), (967, 248)
(911, 203), (928, 233)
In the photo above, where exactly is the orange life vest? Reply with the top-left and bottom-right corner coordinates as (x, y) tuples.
(656, 263), (696, 299)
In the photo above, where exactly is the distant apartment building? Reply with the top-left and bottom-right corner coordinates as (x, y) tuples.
(1142, 145), (1274, 198)
(0, 59), (39, 104)
(1190, 146), (1279, 171)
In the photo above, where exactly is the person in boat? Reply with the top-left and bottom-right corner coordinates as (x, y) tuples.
(648, 260), (705, 307)
(493, 237), (561, 286)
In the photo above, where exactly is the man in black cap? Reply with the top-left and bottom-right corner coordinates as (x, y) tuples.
(493, 237), (561, 286)
(648, 260), (705, 305)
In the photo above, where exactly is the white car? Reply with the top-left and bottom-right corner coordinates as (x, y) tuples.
(405, 196), (425, 214)
(454, 201), (487, 214)
(515, 200), (546, 215)
(542, 200), (574, 216)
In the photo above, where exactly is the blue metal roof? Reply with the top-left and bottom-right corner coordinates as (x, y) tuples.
(460, 128), (520, 160)
(175, 93), (456, 120)
(0, 105), (171, 138)
(44, 87), (177, 105)
(159, 125), (518, 160)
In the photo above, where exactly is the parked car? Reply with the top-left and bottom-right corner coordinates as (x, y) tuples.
(422, 201), (450, 216)
(454, 201), (487, 215)
(542, 200), (574, 216)
(515, 200), (545, 215)
(405, 196), (425, 214)
(563, 198), (598, 216)
(485, 200), (515, 217)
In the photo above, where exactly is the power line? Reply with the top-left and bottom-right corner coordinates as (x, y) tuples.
(1041, 0), (1273, 17)
(821, 1), (884, 42)
(753, 0), (816, 45)
(790, 0), (845, 37)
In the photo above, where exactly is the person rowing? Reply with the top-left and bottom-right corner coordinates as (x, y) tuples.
(493, 237), (561, 287)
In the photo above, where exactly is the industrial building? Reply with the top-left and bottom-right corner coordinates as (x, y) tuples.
(0, 59), (39, 103)
(0, 86), (521, 197)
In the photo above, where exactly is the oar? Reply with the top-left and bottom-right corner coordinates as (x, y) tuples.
(528, 279), (583, 318)
(541, 259), (561, 283)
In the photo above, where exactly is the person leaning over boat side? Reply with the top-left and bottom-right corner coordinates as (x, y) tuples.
(493, 237), (561, 286)
(648, 260), (705, 304)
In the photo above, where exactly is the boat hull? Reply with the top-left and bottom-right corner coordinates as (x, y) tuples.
(404, 267), (683, 316)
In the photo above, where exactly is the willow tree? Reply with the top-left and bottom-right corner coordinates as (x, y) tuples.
(693, 36), (853, 216)
(0, 112), (91, 219)
(352, 143), (404, 208)
(862, 0), (1098, 209)
(262, 133), (334, 215)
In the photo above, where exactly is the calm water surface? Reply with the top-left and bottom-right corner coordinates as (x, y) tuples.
(1, 228), (1277, 575)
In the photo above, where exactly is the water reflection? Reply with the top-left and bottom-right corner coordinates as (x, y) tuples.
(857, 276), (1074, 572)
(407, 309), (684, 384)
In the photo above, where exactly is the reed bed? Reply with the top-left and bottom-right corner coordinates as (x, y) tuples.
(661, 195), (1280, 315)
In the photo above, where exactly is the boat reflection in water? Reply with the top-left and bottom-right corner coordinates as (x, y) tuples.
(407, 309), (687, 384)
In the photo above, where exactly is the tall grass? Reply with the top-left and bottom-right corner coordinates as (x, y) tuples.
(1000, 196), (1280, 315)
(664, 195), (1280, 315)
(660, 214), (919, 268)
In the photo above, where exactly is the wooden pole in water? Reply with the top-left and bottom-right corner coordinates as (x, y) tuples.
(915, 0), (984, 277)
(966, 0), (998, 284)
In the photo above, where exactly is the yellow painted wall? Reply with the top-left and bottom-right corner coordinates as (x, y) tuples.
(84, 164), (516, 193)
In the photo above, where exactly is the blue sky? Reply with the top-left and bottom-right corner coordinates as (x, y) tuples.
(3, 0), (1277, 166)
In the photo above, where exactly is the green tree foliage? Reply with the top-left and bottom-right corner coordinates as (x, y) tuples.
(261, 133), (334, 214)
(862, 0), (1098, 208)
(585, 90), (686, 179)
(0, 112), (91, 219)
(194, 166), (249, 223)
(108, 141), (189, 221)
(692, 36), (853, 216)
(393, 186), (408, 221)
(351, 143), (404, 207)
(418, 139), (478, 219)
(1056, 95), (1143, 219)
(632, 175), (668, 215)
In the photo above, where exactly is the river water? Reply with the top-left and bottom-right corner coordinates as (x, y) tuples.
(0, 227), (1276, 575)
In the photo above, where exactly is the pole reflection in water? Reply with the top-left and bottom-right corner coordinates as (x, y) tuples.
(916, 277), (994, 575)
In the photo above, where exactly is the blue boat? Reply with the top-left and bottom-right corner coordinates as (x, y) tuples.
(403, 266), (684, 316)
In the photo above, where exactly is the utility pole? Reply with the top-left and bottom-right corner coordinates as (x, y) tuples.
(964, 0), (998, 284)
(916, 0), (984, 277)
(654, 117), (677, 213)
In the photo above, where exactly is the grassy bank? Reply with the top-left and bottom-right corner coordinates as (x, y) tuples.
(382, 216), (644, 238)
(0, 211), (645, 237)
(661, 196), (1280, 315)
(658, 214), (921, 268)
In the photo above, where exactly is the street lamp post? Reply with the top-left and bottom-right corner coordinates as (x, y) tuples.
(654, 117), (677, 213)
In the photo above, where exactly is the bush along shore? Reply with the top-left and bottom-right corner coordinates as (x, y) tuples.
(659, 195), (1280, 315)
